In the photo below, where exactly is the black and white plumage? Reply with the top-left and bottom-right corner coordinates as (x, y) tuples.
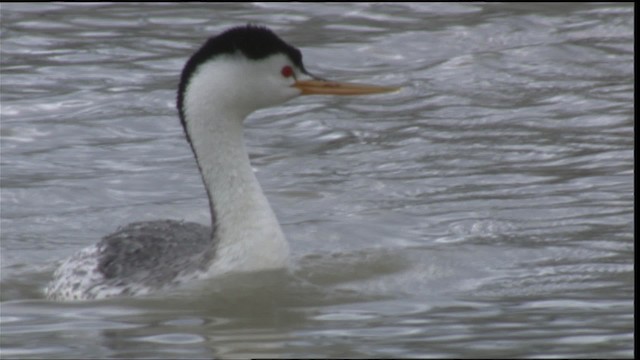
(45, 25), (397, 301)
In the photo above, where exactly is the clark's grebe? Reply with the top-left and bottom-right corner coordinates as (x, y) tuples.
(45, 25), (397, 300)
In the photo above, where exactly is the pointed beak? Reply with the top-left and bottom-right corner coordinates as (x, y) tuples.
(293, 79), (399, 96)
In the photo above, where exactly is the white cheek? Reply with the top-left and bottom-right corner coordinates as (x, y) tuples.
(283, 77), (302, 98)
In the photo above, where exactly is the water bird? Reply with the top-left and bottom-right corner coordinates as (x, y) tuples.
(45, 25), (398, 300)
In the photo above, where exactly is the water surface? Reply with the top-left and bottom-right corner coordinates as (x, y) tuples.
(0, 2), (634, 358)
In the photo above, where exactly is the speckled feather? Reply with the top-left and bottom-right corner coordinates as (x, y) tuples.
(46, 221), (213, 300)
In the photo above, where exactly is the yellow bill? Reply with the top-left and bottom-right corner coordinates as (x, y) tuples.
(294, 79), (399, 96)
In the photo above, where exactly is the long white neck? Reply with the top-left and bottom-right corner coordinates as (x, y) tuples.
(182, 61), (289, 273)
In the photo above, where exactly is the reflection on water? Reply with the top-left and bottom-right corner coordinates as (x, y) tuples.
(0, 2), (633, 358)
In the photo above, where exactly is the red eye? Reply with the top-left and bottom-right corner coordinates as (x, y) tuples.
(281, 65), (294, 78)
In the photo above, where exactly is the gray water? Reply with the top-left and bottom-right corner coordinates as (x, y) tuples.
(0, 2), (634, 358)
